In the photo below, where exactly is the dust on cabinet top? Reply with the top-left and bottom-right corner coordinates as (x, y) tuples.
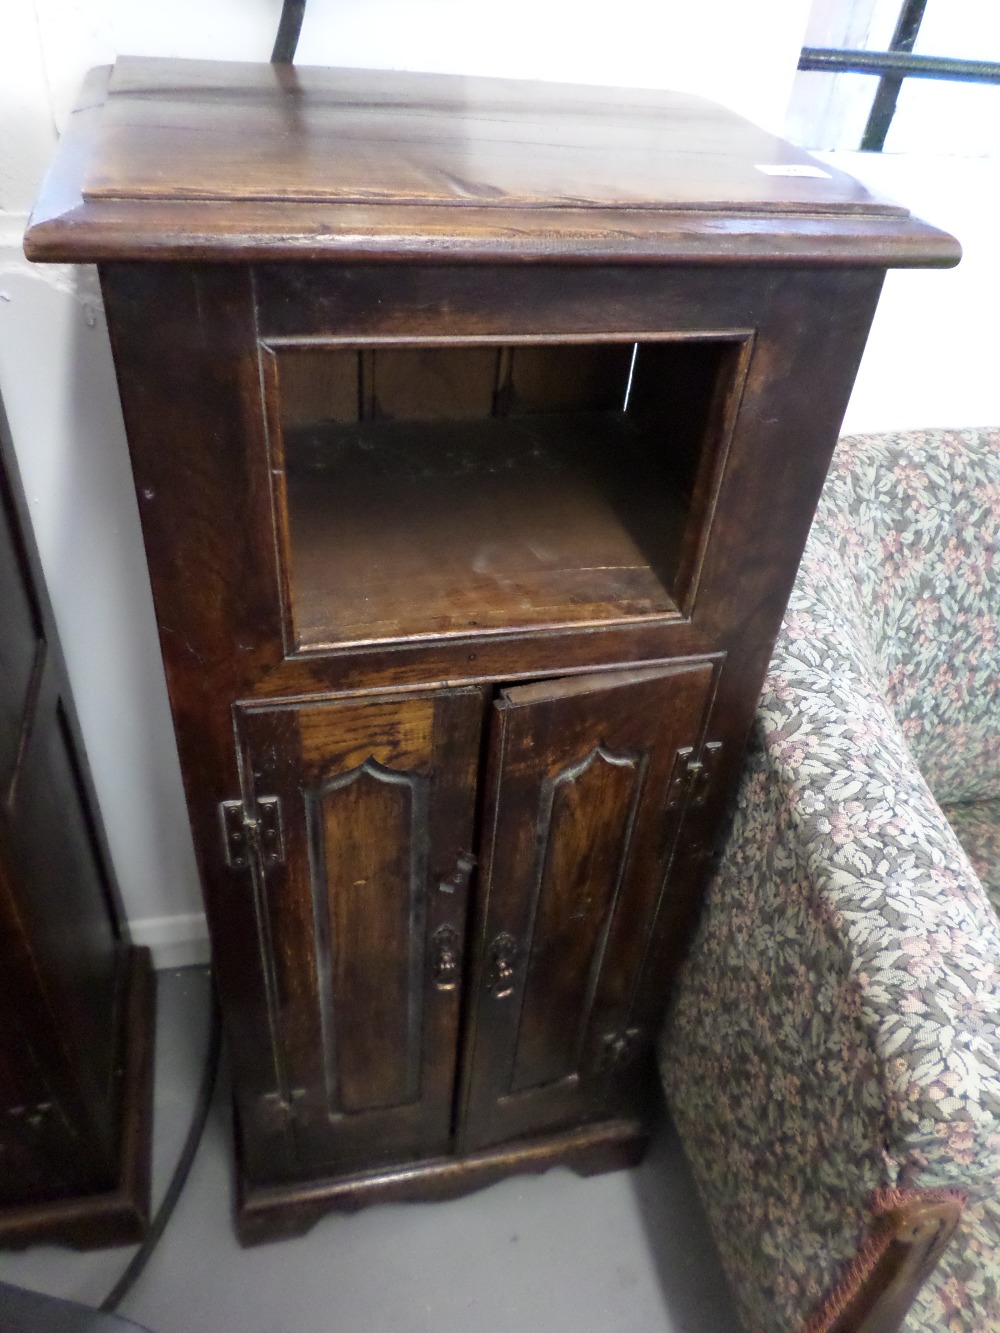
(24, 56), (960, 268)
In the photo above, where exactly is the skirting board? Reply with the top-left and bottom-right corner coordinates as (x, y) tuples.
(128, 912), (211, 969)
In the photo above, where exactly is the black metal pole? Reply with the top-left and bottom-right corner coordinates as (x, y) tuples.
(798, 49), (1000, 84)
(861, 0), (928, 151)
(271, 0), (307, 64)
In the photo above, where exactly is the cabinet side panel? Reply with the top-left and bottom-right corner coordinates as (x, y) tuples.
(99, 264), (291, 1183)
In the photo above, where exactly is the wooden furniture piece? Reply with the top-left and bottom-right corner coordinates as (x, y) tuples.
(25, 57), (959, 1245)
(0, 391), (153, 1250)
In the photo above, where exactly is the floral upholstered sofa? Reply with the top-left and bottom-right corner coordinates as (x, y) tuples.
(659, 428), (1000, 1332)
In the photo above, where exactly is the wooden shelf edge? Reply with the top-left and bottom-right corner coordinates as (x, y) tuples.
(234, 1115), (649, 1246)
(23, 204), (962, 269)
(0, 947), (156, 1252)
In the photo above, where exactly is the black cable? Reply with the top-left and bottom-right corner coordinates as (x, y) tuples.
(271, 0), (307, 64)
(99, 987), (223, 1314)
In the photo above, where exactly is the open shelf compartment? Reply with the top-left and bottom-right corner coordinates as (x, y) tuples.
(264, 339), (743, 649)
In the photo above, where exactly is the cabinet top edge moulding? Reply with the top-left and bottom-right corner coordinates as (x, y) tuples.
(23, 57), (960, 268)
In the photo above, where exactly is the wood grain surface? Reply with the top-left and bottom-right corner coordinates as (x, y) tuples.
(24, 61), (961, 266)
(86, 58), (901, 215)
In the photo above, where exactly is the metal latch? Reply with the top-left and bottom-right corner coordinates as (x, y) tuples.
(430, 924), (462, 991)
(220, 796), (284, 870)
(485, 932), (518, 999)
(666, 741), (723, 811)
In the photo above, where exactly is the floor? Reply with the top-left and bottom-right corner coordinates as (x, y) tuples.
(0, 968), (740, 1333)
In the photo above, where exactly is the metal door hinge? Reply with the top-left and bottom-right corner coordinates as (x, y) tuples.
(220, 796), (284, 870)
(596, 1028), (643, 1073)
(438, 851), (477, 896)
(256, 1087), (306, 1130)
(666, 741), (723, 811)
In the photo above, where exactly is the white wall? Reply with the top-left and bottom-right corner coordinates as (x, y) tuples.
(18, 0), (811, 141)
(825, 151), (1000, 435)
(1, 0), (996, 965)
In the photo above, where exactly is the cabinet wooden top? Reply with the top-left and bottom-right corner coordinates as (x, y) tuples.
(25, 57), (959, 267)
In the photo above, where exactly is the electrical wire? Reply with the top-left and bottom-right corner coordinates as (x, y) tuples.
(99, 988), (223, 1314)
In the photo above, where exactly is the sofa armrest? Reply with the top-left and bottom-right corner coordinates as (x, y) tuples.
(659, 532), (1000, 1332)
(813, 429), (1000, 808)
(761, 535), (1000, 1177)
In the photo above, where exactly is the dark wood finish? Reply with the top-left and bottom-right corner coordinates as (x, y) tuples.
(25, 58), (959, 1245)
(280, 414), (686, 646)
(808, 1192), (964, 1333)
(0, 394), (153, 1250)
(236, 1115), (649, 1246)
(24, 64), (960, 267)
(0, 948), (155, 1251)
(266, 336), (735, 646)
(460, 664), (716, 1151)
(83, 58), (910, 214)
(231, 687), (484, 1181)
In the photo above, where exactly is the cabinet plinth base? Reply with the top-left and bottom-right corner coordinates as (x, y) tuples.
(0, 947), (155, 1251)
(235, 1115), (649, 1246)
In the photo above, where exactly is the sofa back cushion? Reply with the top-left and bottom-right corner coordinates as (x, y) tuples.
(815, 428), (1000, 805)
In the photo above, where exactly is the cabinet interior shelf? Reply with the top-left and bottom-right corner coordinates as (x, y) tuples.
(275, 340), (734, 647)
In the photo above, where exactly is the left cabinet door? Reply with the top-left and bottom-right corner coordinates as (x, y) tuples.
(233, 687), (485, 1180)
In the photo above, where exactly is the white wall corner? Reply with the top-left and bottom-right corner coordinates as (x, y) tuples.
(0, 213), (29, 250)
(128, 912), (211, 970)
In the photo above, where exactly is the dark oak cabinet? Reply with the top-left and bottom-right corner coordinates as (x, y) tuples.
(26, 57), (958, 1242)
(0, 393), (153, 1249)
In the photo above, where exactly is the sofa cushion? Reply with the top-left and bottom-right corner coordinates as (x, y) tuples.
(816, 429), (1000, 805)
(944, 800), (1000, 906)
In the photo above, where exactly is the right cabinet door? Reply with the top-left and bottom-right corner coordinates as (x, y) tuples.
(460, 662), (717, 1152)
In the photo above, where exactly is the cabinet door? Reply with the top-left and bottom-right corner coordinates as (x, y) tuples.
(459, 662), (716, 1151)
(235, 687), (484, 1179)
